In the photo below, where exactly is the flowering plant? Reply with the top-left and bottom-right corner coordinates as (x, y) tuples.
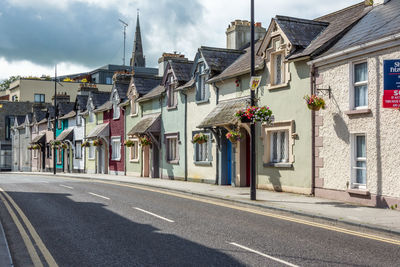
(235, 106), (274, 124)
(192, 133), (208, 144)
(61, 143), (68, 149)
(81, 141), (90, 147)
(124, 139), (134, 147)
(93, 139), (102, 146)
(50, 140), (61, 148)
(304, 94), (326, 111)
(28, 145), (33, 150)
(139, 136), (151, 146)
(32, 144), (41, 150)
(226, 129), (242, 143)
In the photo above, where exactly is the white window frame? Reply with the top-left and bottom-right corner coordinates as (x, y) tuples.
(130, 98), (138, 116)
(269, 130), (289, 163)
(129, 139), (139, 162)
(34, 94), (45, 103)
(351, 61), (368, 110)
(75, 140), (82, 159)
(33, 148), (38, 159)
(76, 115), (82, 126)
(271, 52), (284, 86)
(196, 63), (207, 102)
(165, 134), (179, 163)
(88, 142), (95, 160)
(111, 136), (121, 161)
(351, 134), (367, 190)
(88, 110), (95, 123)
(167, 75), (176, 108)
(113, 102), (120, 120)
(193, 131), (212, 163)
(262, 121), (294, 166)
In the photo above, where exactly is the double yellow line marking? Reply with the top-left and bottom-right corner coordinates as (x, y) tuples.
(75, 179), (400, 246)
(0, 188), (58, 267)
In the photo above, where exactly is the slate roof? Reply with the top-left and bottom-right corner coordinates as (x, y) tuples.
(56, 128), (74, 141)
(91, 91), (111, 108)
(132, 76), (162, 96)
(59, 110), (76, 120)
(94, 101), (112, 112)
(170, 60), (193, 83)
(87, 123), (109, 138)
(33, 109), (47, 124)
(75, 95), (89, 112)
(57, 102), (75, 117)
(322, 0), (400, 55)
(200, 47), (244, 76)
(176, 78), (195, 91)
(31, 133), (46, 144)
(198, 97), (251, 128)
(208, 40), (264, 83)
(114, 81), (130, 102)
(128, 113), (161, 135)
(138, 85), (165, 102)
(16, 116), (26, 126)
(288, 2), (372, 59)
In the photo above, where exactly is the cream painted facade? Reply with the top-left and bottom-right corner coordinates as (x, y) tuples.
(312, 44), (400, 208)
(1, 79), (112, 103)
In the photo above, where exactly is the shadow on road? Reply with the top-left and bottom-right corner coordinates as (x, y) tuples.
(4, 191), (245, 266)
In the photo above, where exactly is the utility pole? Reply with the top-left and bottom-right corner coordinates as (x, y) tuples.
(53, 65), (57, 175)
(250, 0), (257, 200)
(119, 19), (129, 66)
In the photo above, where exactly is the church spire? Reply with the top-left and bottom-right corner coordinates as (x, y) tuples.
(130, 10), (146, 68)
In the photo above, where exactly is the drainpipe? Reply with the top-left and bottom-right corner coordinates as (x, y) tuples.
(123, 105), (127, 176)
(180, 90), (188, 181)
(159, 95), (163, 179)
(213, 82), (220, 185)
(311, 64), (316, 196)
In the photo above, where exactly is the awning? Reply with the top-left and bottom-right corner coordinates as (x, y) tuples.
(128, 113), (160, 136)
(87, 123), (109, 139)
(31, 133), (46, 144)
(56, 128), (74, 141)
(197, 97), (250, 128)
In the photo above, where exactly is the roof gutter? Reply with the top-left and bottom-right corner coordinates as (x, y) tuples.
(308, 33), (400, 66)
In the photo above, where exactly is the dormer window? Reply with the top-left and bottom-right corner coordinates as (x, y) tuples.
(130, 97), (138, 116)
(266, 34), (289, 89)
(76, 115), (82, 126)
(113, 94), (120, 120)
(195, 62), (209, 102)
(272, 52), (284, 85)
(167, 75), (177, 108)
(88, 109), (95, 123)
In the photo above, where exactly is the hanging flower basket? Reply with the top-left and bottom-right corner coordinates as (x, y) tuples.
(93, 139), (102, 147)
(81, 141), (90, 147)
(32, 144), (41, 150)
(235, 106), (274, 124)
(50, 140), (61, 148)
(226, 129), (242, 144)
(304, 94), (326, 111)
(139, 136), (151, 146)
(28, 145), (34, 150)
(61, 143), (68, 149)
(192, 133), (208, 144)
(124, 139), (134, 147)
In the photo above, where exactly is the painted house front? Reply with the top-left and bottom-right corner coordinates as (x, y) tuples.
(11, 115), (28, 171)
(31, 109), (47, 172)
(54, 102), (74, 172)
(71, 95), (88, 173)
(309, 0), (400, 208)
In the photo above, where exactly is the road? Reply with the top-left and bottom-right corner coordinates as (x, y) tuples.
(0, 173), (399, 266)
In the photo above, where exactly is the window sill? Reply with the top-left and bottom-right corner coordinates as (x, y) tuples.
(266, 83), (289, 90)
(196, 99), (209, 105)
(129, 159), (139, 163)
(344, 109), (371, 116)
(167, 106), (177, 111)
(263, 162), (293, 168)
(111, 158), (121, 161)
(167, 160), (179, 165)
(194, 161), (212, 166)
(88, 158), (95, 161)
(130, 113), (139, 118)
(347, 188), (370, 196)
(113, 117), (120, 121)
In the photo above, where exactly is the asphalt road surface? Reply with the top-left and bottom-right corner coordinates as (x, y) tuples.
(0, 173), (399, 267)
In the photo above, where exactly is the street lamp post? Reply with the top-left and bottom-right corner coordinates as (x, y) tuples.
(53, 65), (57, 175)
(250, 0), (256, 200)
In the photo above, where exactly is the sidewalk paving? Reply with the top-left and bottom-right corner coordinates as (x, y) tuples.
(10, 172), (400, 235)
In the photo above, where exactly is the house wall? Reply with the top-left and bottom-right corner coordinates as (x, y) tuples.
(45, 122), (54, 171)
(85, 112), (103, 173)
(55, 119), (68, 170)
(257, 61), (312, 194)
(107, 107), (125, 175)
(71, 115), (85, 172)
(315, 46), (400, 209)
(125, 104), (142, 176)
(18, 127), (31, 172)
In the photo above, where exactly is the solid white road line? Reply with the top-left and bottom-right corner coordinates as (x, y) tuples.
(229, 242), (299, 267)
(133, 207), (175, 223)
(60, 184), (73, 189)
(88, 192), (110, 200)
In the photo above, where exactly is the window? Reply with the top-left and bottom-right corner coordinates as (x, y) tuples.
(88, 111), (95, 123)
(351, 134), (367, 189)
(57, 120), (62, 129)
(353, 62), (368, 109)
(272, 53), (284, 85)
(262, 121), (294, 166)
(106, 77), (112, 85)
(193, 132), (212, 163)
(47, 144), (52, 159)
(167, 75), (176, 108)
(113, 102), (120, 119)
(130, 98), (138, 116)
(5, 116), (14, 140)
(196, 63), (208, 102)
(129, 140), (139, 161)
(270, 130), (288, 163)
(75, 141), (82, 159)
(25, 126), (30, 138)
(76, 115), (82, 126)
(12, 95), (18, 102)
(57, 148), (62, 164)
(33, 149), (38, 159)
(34, 125), (38, 133)
(34, 94), (45, 103)
(165, 134), (179, 163)
(88, 142), (95, 160)
(111, 137), (121, 160)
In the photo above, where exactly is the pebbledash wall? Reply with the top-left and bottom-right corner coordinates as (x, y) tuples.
(314, 46), (400, 209)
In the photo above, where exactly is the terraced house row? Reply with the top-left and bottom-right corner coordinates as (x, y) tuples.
(10, 0), (400, 209)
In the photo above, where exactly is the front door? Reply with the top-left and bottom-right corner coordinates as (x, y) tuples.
(143, 146), (150, 177)
(227, 141), (232, 185)
(246, 132), (250, 187)
(98, 146), (103, 174)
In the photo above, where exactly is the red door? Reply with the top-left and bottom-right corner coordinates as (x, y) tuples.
(246, 132), (250, 187)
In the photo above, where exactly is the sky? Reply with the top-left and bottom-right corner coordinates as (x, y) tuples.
(0, 0), (361, 80)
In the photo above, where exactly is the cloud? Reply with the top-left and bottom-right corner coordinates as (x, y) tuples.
(0, 0), (361, 79)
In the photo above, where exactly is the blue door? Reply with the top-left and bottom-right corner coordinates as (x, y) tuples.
(227, 141), (232, 185)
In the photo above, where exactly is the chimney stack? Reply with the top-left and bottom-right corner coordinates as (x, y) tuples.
(226, 20), (266, 50)
(158, 52), (187, 76)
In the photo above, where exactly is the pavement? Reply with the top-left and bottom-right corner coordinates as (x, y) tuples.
(6, 171), (400, 235)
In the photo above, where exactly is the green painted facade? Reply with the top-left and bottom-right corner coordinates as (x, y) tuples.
(125, 104), (143, 176)
(84, 112), (103, 173)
